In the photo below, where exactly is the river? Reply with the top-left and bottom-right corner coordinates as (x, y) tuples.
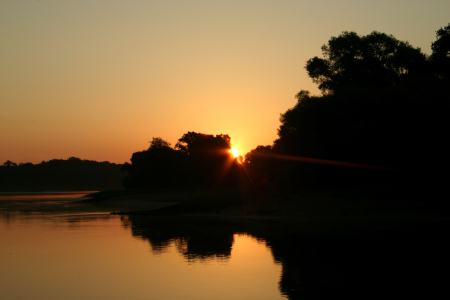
(0, 192), (284, 300)
(0, 192), (447, 299)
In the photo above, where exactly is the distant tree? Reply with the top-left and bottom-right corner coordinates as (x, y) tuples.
(0, 158), (123, 191)
(68, 156), (81, 161)
(175, 132), (235, 187)
(2, 160), (17, 167)
(122, 133), (240, 189)
(122, 138), (184, 189)
(175, 132), (231, 155)
(305, 31), (428, 94)
(149, 137), (172, 149)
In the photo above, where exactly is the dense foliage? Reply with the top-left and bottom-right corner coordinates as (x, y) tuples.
(0, 157), (123, 191)
(121, 132), (241, 189)
(246, 24), (450, 189)
(305, 31), (429, 94)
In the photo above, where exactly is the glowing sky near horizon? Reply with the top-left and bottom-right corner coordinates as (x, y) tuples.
(1, 0), (449, 164)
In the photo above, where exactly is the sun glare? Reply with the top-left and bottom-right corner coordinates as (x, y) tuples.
(230, 147), (239, 158)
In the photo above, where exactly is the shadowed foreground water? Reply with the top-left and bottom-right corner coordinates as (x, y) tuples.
(1, 192), (448, 299)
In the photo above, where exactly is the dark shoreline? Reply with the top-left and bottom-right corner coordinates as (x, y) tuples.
(79, 184), (448, 224)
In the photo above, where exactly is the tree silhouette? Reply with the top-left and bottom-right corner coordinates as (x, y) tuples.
(244, 145), (275, 187)
(431, 23), (450, 80)
(0, 158), (123, 191)
(122, 132), (239, 189)
(175, 132), (234, 187)
(306, 31), (428, 94)
(245, 25), (450, 189)
(122, 138), (185, 189)
(175, 132), (231, 155)
(2, 160), (17, 167)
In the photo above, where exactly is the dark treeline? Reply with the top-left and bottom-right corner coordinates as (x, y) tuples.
(121, 132), (242, 189)
(245, 24), (450, 191)
(4, 24), (448, 194)
(123, 24), (449, 194)
(0, 157), (123, 191)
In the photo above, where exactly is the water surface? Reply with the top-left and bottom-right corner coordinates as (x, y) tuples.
(1, 192), (447, 299)
(0, 192), (284, 300)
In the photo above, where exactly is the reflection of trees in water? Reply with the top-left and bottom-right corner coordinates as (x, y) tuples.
(181, 234), (234, 261)
(122, 216), (448, 299)
(124, 216), (240, 260)
(254, 220), (448, 299)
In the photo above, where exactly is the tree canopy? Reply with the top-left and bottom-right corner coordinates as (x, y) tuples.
(244, 24), (450, 189)
(122, 132), (239, 189)
(431, 23), (450, 79)
(121, 137), (185, 189)
(175, 132), (231, 156)
(123, 24), (449, 191)
(0, 158), (123, 191)
(305, 31), (428, 94)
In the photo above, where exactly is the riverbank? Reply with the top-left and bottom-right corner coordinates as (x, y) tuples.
(83, 184), (448, 224)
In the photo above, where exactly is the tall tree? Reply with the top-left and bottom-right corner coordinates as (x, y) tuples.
(265, 26), (450, 189)
(305, 31), (428, 94)
(431, 23), (450, 79)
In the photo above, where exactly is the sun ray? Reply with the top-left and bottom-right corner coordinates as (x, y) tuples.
(229, 147), (239, 158)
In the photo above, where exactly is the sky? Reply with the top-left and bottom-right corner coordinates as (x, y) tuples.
(1, 0), (449, 164)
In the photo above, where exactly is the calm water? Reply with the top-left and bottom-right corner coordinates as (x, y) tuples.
(0, 192), (284, 300)
(1, 192), (447, 299)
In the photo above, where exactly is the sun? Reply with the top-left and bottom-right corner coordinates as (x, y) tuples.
(229, 147), (239, 158)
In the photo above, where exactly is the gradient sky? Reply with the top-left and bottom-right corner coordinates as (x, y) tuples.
(1, 0), (449, 164)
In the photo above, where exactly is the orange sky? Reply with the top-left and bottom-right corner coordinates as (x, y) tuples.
(1, 0), (449, 164)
